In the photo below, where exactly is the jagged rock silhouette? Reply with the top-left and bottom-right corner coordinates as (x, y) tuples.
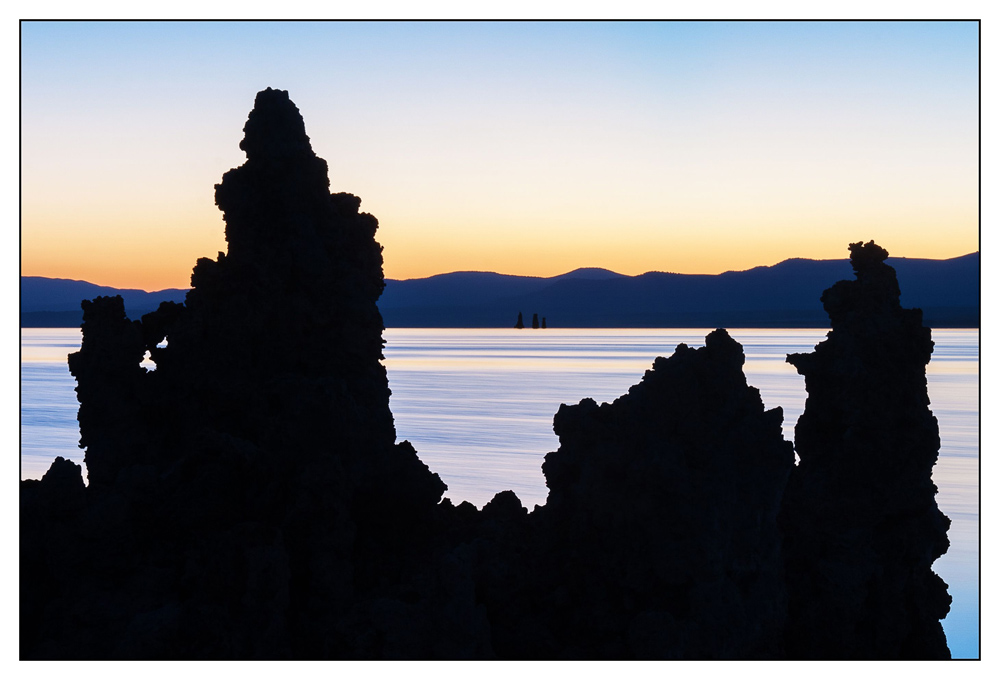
(20, 90), (950, 660)
(779, 241), (952, 659)
(23, 88), (453, 659)
(518, 328), (794, 658)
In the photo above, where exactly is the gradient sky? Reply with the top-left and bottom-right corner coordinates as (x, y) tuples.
(20, 20), (979, 291)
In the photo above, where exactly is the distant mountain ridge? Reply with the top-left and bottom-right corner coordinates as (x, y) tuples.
(377, 253), (979, 328)
(21, 252), (979, 328)
(20, 277), (189, 328)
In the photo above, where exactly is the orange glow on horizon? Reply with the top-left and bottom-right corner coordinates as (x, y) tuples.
(21, 209), (979, 291)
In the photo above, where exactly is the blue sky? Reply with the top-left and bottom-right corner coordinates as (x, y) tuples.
(18, 18), (981, 289)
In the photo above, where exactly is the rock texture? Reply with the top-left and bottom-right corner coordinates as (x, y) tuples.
(20, 90), (951, 660)
(779, 241), (952, 659)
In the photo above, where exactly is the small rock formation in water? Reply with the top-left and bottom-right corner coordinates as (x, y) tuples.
(531, 313), (540, 329)
(779, 241), (952, 659)
(515, 311), (524, 329)
(541, 317), (547, 329)
(20, 90), (950, 660)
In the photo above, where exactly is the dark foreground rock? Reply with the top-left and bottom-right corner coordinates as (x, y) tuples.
(22, 88), (455, 659)
(20, 90), (951, 659)
(779, 241), (952, 659)
(519, 328), (794, 658)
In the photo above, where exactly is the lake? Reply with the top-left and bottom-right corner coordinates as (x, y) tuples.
(19, 327), (979, 658)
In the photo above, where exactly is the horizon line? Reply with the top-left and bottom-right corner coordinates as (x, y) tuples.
(21, 249), (980, 294)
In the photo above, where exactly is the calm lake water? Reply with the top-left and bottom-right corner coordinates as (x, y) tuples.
(20, 327), (979, 658)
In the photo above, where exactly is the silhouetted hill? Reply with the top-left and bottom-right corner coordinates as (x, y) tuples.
(550, 267), (626, 281)
(377, 253), (978, 327)
(21, 253), (978, 328)
(21, 277), (187, 327)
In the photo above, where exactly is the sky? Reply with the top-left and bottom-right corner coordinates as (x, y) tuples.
(19, 19), (980, 291)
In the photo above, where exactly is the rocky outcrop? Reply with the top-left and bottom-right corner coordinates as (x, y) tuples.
(779, 241), (952, 659)
(519, 329), (794, 658)
(22, 88), (455, 659)
(20, 90), (951, 660)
